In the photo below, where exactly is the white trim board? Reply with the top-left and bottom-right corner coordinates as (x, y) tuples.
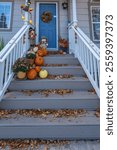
(36, 2), (59, 51)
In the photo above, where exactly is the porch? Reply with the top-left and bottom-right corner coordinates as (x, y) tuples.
(0, 0), (98, 47)
(0, 0), (100, 140)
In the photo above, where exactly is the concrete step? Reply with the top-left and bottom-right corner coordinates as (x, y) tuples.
(43, 57), (79, 65)
(8, 77), (93, 91)
(1, 91), (99, 110)
(45, 54), (74, 57)
(41, 66), (85, 76)
(0, 111), (100, 139)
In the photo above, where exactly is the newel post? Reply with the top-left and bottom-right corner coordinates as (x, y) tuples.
(72, 0), (78, 26)
(24, 0), (29, 25)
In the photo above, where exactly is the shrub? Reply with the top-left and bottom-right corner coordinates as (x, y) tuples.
(0, 38), (4, 52)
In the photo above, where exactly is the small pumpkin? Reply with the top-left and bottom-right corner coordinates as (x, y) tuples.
(39, 69), (48, 79)
(35, 56), (44, 66)
(35, 66), (41, 73)
(27, 69), (37, 80)
(17, 71), (26, 79)
(37, 50), (44, 57)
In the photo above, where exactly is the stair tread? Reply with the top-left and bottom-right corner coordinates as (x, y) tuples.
(12, 77), (89, 82)
(0, 111), (99, 126)
(42, 65), (81, 68)
(44, 54), (74, 58)
(4, 91), (98, 100)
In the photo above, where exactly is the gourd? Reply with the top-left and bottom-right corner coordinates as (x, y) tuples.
(33, 47), (38, 53)
(35, 56), (44, 66)
(39, 69), (48, 79)
(27, 69), (37, 80)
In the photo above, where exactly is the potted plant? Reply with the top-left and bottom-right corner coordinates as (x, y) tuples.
(13, 58), (29, 79)
(58, 38), (68, 53)
(26, 50), (36, 65)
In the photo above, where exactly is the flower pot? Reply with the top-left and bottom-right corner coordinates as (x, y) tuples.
(17, 71), (26, 79)
(27, 59), (34, 65)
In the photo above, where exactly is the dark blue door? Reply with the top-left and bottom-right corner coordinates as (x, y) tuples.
(39, 4), (57, 49)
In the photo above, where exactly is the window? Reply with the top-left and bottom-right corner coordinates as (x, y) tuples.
(91, 6), (100, 41)
(89, 0), (100, 42)
(0, 2), (12, 30)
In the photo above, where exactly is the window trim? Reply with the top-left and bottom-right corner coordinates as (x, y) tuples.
(0, 1), (13, 31)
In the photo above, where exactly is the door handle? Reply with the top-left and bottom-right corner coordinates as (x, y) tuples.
(53, 16), (57, 18)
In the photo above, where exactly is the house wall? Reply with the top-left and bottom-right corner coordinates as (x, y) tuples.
(70, 0), (90, 37)
(0, 0), (93, 46)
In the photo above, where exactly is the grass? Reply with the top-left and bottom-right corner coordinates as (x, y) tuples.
(0, 38), (4, 52)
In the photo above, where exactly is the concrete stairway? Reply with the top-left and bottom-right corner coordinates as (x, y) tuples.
(0, 54), (100, 139)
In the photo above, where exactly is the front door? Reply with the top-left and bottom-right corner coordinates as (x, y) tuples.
(38, 3), (58, 50)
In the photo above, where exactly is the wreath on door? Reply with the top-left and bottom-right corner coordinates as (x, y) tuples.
(41, 11), (52, 23)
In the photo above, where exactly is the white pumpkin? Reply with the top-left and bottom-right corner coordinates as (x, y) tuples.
(39, 70), (48, 79)
(27, 50), (35, 55)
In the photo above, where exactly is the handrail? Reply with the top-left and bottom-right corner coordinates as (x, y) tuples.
(68, 24), (100, 97)
(0, 25), (28, 58)
(0, 25), (30, 101)
(74, 26), (100, 55)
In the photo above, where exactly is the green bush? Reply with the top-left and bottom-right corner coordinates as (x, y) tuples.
(0, 38), (4, 52)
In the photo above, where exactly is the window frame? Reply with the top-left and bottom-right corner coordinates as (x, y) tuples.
(90, 5), (100, 42)
(89, 0), (100, 42)
(0, 1), (13, 31)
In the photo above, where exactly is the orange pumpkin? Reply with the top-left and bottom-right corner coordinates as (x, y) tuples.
(27, 69), (37, 80)
(37, 50), (44, 57)
(35, 66), (41, 72)
(35, 56), (44, 66)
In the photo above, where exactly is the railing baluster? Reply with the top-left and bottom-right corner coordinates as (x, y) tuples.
(89, 52), (93, 76)
(93, 56), (98, 85)
(4, 57), (9, 83)
(97, 60), (100, 87)
(68, 25), (100, 97)
(0, 25), (31, 101)
(0, 61), (5, 93)
(9, 52), (13, 75)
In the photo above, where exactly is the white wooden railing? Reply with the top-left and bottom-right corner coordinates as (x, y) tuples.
(69, 24), (100, 97)
(0, 24), (30, 101)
